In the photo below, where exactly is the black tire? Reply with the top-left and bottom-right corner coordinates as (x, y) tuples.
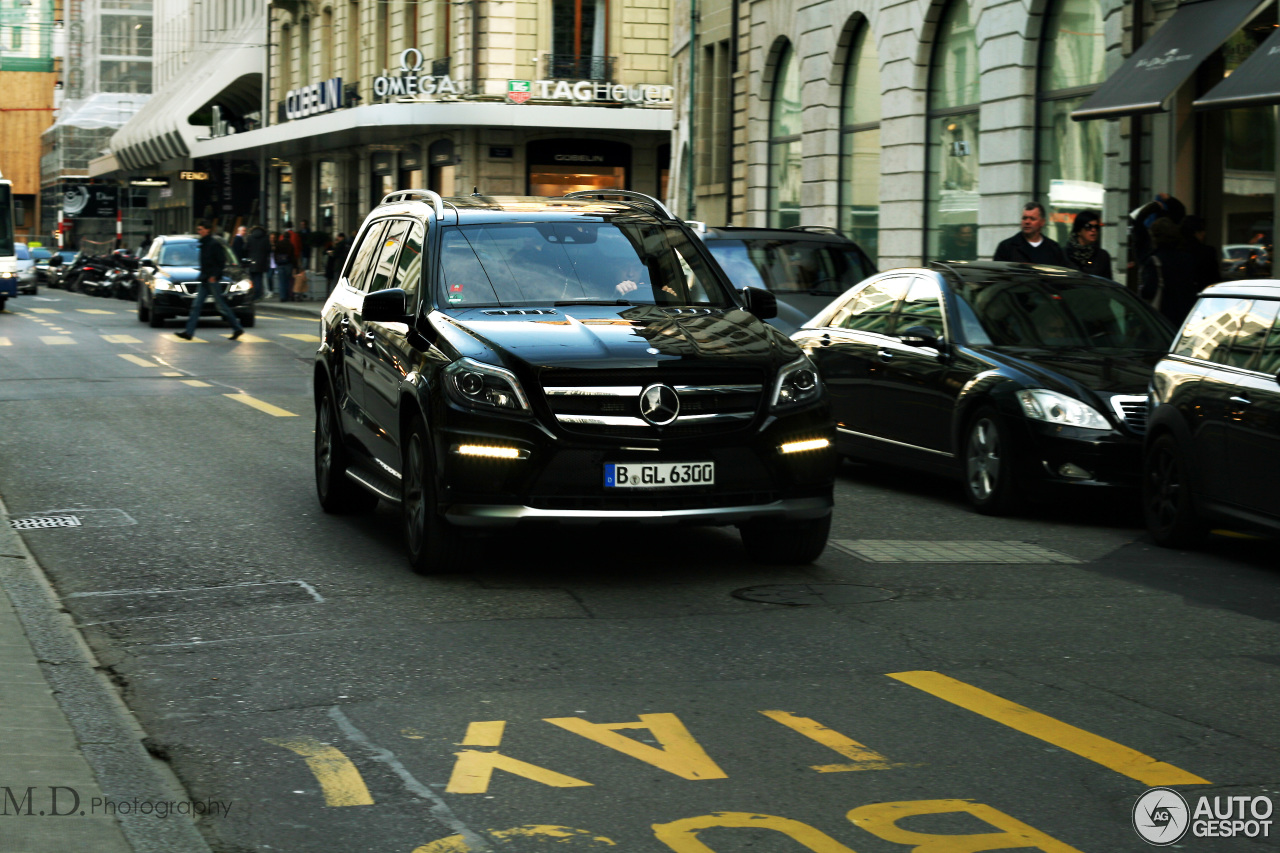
(402, 414), (463, 574)
(1143, 433), (1208, 548)
(0, 297), (6, 313)
(314, 386), (379, 514)
(148, 308), (167, 328)
(137, 296), (150, 322)
(963, 406), (1019, 515)
(739, 513), (832, 564)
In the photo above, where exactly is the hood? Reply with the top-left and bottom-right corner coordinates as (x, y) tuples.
(157, 266), (202, 283)
(989, 347), (1164, 398)
(439, 304), (796, 373)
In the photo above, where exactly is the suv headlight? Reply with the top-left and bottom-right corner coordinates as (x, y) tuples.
(1016, 389), (1110, 430)
(770, 356), (822, 411)
(444, 358), (530, 412)
(229, 278), (252, 293)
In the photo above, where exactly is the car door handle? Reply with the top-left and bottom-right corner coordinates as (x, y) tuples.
(1228, 395), (1252, 406)
(821, 333), (831, 347)
(877, 349), (894, 363)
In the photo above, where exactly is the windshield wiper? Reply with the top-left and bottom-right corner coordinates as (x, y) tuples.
(554, 299), (632, 306)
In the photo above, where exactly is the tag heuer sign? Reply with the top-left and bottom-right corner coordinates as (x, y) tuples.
(507, 80), (533, 104)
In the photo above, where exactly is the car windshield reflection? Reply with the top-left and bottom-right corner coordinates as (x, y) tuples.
(706, 239), (871, 296)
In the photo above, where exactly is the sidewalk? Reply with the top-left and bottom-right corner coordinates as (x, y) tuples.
(0, 496), (211, 853)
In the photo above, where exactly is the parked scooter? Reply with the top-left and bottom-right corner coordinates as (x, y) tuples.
(108, 251), (141, 300)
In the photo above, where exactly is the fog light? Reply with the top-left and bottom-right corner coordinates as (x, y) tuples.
(454, 444), (527, 460)
(1056, 462), (1092, 480)
(780, 438), (830, 455)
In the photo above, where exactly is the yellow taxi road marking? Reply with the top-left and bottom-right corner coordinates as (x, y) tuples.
(224, 393), (298, 417)
(40, 336), (76, 345)
(544, 714), (727, 780)
(888, 671), (1210, 786)
(102, 334), (142, 343)
(77, 309), (116, 314)
(760, 710), (907, 772)
(29, 308), (60, 314)
(262, 738), (374, 807)
(181, 380), (212, 387)
(281, 333), (322, 342)
(447, 721), (591, 794)
(119, 354), (159, 368)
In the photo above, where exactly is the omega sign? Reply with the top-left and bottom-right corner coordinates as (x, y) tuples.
(285, 77), (343, 120)
(373, 49), (460, 99)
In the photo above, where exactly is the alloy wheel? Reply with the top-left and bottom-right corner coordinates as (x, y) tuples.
(404, 431), (426, 555)
(966, 417), (1000, 502)
(315, 400), (334, 496)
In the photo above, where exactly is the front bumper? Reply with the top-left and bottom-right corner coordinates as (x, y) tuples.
(154, 287), (253, 313)
(1013, 420), (1144, 492)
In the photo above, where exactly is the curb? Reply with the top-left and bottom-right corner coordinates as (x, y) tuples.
(0, 495), (213, 853)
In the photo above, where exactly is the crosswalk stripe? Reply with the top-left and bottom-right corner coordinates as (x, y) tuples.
(182, 380), (212, 387)
(236, 333), (270, 342)
(119, 354), (158, 367)
(225, 393), (298, 417)
(29, 308), (60, 314)
(0, 338), (10, 346)
(281, 333), (322, 342)
(102, 335), (142, 343)
(77, 309), (116, 314)
(40, 336), (75, 345)
(162, 372), (183, 377)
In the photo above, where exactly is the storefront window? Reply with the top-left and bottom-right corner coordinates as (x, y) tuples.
(769, 43), (802, 229)
(277, 164), (293, 227)
(839, 23), (881, 264)
(526, 139), (628, 195)
(1217, 13), (1276, 255)
(1036, 0), (1107, 247)
(926, 0), (979, 260)
(318, 161), (337, 233)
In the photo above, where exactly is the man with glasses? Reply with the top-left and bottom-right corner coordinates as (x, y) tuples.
(993, 202), (1068, 266)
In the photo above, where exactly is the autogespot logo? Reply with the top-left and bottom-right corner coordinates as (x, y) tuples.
(1134, 788), (1190, 845)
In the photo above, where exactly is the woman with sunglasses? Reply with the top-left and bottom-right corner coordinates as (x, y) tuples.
(1063, 210), (1113, 280)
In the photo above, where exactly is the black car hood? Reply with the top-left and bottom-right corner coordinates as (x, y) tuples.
(158, 266), (201, 283)
(440, 304), (795, 373)
(988, 347), (1164, 398)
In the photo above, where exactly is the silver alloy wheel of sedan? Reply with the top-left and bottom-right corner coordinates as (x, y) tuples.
(963, 408), (1016, 515)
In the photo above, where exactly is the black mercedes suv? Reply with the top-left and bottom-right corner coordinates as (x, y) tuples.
(314, 190), (835, 572)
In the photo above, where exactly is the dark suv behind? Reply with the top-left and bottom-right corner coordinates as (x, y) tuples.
(1144, 280), (1280, 545)
(314, 191), (835, 572)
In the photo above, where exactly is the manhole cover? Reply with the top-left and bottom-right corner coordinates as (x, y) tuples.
(732, 583), (897, 606)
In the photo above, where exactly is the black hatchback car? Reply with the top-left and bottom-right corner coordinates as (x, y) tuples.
(1144, 280), (1280, 546)
(314, 190), (835, 572)
(136, 235), (255, 328)
(691, 225), (877, 334)
(791, 261), (1175, 513)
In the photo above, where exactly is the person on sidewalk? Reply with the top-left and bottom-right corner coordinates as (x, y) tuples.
(176, 220), (244, 341)
(273, 231), (297, 302)
(1062, 210), (1113, 280)
(992, 202), (1068, 266)
(244, 224), (271, 301)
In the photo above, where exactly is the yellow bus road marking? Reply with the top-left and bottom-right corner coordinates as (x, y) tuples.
(40, 336), (76, 345)
(102, 334), (142, 343)
(263, 738), (374, 807)
(760, 710), (908, 772)
(281, 333), (322, 342)
(889, 671), (1210, 786)
(77, 309), (115, 314)
(29, 308), (60, 314)
(225, 393), (298, 417)
(181, 379), (212, 387)
(119, 354), (159, 368)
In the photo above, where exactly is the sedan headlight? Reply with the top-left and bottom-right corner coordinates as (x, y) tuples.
(229, 279), (252, 293)
(1016, 389), (1110, 431)
(153, 277), (184, 291)
(770, 356), (823, 411)
(443, 358), (530, 412)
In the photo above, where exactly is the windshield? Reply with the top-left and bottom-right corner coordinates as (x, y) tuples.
(953, 278), (1172, 350)
(32, 248), (52, 261)
(15, 244), (30, 260)
(706, 239), (873, 296)
(437, 220), (733, 308)
(157, 242), (237, 268)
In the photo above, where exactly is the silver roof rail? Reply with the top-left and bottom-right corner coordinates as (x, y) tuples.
(684, 220), (708, 233)
(380, 189), (445, 221)
(562, 189), (677, 221)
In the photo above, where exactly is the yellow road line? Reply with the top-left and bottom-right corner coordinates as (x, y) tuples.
(262, 738), (374, 807)
(181, 379), (212, 387)
(760, 710), (905, 772)
(102, 334), (142, 343)
(281, 333), (322, 342)
(162, 371), (183, 376)
(0, 338), (10, 346)
(40, 336), (76, 345)
(889, 671), (1209, 786)
(236, 333), (270, 342)
(119, 354), (158, 368)
(225, 393), (298, 417)
(29, 308), (60, 314)
(77, 309), (115, 314)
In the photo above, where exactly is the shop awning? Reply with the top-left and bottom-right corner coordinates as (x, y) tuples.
(1194, 24), (1280, 110)
(1072, 0), (1270, 121)
(110, 15), (263, 170)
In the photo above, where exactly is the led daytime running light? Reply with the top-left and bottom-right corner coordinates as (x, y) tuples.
(455, 444), (524, 459)
(780, 438), (831, 454)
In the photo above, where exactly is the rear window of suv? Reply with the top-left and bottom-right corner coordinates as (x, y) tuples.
(437, 220), (733, 308)
(705, 239), (872, 296)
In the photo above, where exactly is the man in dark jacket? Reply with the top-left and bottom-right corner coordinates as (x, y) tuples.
(176, 220), (244, 341)
(244, 224), (271, 301)
(992, 202), (1068, 266)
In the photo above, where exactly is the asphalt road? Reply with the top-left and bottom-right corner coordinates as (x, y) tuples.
(1, 289), (1278, 853)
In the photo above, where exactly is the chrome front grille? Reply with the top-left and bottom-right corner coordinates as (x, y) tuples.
(1110, 394), (1148, 435)
(543, 381), (764, 438)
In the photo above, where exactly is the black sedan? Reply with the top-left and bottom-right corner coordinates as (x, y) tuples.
(136, 235), (255, 328)
(791, 261), (1175, 513)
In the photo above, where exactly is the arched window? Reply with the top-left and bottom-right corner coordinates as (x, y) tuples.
(839, 22), (881, 263)
(925, 0), (979, 261)
(769, 43), (802, 228)
(1036, 0), (1107, 246)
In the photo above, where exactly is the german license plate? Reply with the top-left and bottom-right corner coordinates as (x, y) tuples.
(604, 462), (715, 488)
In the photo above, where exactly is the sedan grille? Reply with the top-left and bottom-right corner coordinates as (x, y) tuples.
(1110, 395), (1147, 436)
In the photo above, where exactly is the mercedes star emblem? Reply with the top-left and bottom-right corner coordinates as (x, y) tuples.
(639, 384), (680, 426)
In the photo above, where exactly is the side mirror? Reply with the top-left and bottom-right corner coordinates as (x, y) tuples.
(48, 256), (62, 266)
(140, 258), (157, 269)
(899, 324), (943, 348)
(363, 287), (410, 323)
(740, 286), (778, 320)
